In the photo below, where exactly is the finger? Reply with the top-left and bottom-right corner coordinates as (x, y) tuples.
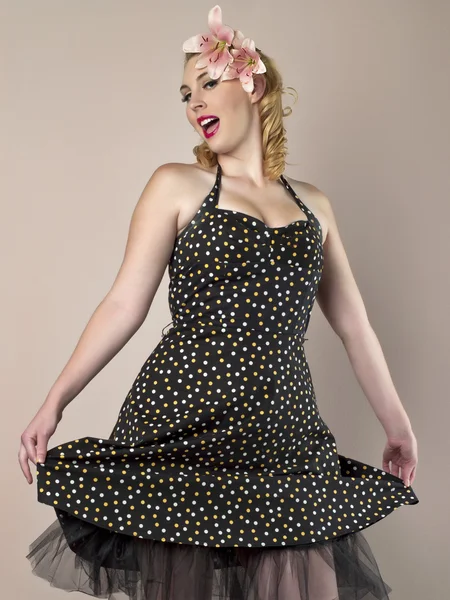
(21, 433), (37, 466)
(382, 457), (391, 473)
(403, 464), (417, 487)
(18, 443), (32, 484)
(401, 468), (411, 487)
(36, 433), (49, 465)
(390, 462), (400, 478)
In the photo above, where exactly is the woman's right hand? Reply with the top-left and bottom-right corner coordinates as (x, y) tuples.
(18, 403), (63, 484)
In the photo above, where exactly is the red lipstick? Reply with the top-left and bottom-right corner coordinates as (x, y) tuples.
(197, 115), (220, 139)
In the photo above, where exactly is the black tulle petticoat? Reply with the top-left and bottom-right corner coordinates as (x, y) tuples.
(27, 509), (392, 600)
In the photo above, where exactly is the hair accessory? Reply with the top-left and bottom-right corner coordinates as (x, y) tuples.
(182, 5), (266, 93)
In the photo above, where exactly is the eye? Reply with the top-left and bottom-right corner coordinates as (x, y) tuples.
(181, 80), (217, 103)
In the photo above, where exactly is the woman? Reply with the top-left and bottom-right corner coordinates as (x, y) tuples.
(20, 6), (419, 599)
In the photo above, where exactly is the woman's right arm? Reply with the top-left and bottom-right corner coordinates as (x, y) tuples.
(18, 163), (185, 482)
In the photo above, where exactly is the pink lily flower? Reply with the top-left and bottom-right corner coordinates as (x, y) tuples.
(182, 5), (235, 80)
(222, 38), (267, 93)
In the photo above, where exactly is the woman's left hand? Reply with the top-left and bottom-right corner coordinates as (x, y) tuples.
(382, 429), (418, 488)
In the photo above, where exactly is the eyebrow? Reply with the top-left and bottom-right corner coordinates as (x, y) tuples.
(179, 71), (209, 93)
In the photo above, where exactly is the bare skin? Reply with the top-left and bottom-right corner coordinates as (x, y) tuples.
(174, 162), (329, 245)
(19, 56), (417, 498)
(235, 545), (340, 600)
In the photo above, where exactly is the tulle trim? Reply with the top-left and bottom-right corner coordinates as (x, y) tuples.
(27, 509), (392, 600)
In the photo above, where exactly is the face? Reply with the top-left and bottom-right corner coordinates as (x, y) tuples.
(180, 55), (263, 154)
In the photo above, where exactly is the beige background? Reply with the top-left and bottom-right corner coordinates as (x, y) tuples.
(2, 1), (449, 598)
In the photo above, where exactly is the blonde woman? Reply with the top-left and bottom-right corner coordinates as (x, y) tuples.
(20, 6), (418, 599)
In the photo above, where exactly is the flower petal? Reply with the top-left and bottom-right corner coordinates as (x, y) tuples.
(194, 54), (212, 69)
(241, 37), (256, 52)
(254, 59), (267, 74)
(208, 52), (234, 79)
(195, 48), (234, 79)
(221, 67), (238, 81)
(183, 33), (212, 53)
(215, 24), (235, 45)
(232, 29), (245, 49)
(241, 74), (255, 93)
(207, 5), (223, 33)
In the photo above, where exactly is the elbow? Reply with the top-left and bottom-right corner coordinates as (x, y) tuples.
(105, 294), (148, 329)
(337, 316), (372, 344)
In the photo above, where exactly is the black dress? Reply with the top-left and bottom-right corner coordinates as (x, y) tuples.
(27, 162), (419, 599)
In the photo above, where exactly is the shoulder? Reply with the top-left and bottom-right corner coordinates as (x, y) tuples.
(284, 175), (330, 207)
(144, 161), (217, 216)
(150, 161), (214, 186)
(284, 176), (332, 243)
(145, 162), (215, 201)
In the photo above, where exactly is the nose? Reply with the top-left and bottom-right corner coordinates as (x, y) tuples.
(190, 99), (206, 113)
(188, 91), (206, 111)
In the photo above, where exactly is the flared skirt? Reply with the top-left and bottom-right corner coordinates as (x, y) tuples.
(27, 509), (392, 600)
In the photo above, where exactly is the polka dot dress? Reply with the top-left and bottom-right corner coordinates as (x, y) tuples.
(29, 162), (419, 598)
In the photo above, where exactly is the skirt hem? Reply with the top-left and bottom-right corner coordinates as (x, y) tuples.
(27, 510), (393, 600)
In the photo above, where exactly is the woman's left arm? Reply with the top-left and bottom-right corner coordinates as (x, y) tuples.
(314, 190), (413, 440)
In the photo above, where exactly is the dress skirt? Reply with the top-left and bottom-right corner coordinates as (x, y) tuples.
(27, 509), (392, 599)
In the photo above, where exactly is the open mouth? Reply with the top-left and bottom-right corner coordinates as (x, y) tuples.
(200, 117), (220, 138)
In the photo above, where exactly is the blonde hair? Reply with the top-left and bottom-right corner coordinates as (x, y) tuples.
(184, 49), (298, 180)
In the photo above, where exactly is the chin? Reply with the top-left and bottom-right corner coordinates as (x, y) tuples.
(204, 137), (236, 155)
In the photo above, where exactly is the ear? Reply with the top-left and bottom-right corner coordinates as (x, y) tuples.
(250, 74), (266, 103)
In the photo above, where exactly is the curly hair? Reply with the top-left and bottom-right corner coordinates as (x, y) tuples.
(184, 49), (298, 181)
